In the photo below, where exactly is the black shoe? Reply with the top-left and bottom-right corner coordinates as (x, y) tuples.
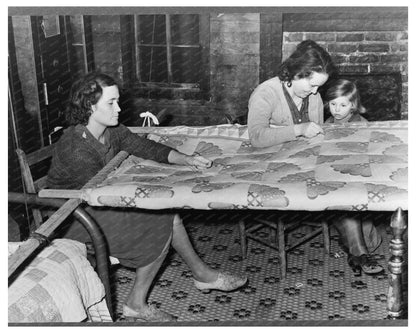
(347, 254), (384, 276)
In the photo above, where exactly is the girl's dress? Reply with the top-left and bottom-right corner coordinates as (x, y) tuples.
(325, 113), (368, 123)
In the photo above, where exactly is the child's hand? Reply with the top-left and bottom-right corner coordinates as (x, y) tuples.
(294, 122), (323, 138)
(185, 155), (213, 170)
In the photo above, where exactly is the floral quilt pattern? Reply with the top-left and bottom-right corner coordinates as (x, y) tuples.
(85, 121), (408, 211)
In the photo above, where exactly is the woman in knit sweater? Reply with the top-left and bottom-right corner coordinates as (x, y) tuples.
(47, 72), (247, 322)
(248, 40), (336, 148)
(247, 41), (383, 277)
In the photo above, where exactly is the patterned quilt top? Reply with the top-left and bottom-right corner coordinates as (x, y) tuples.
(83, 121), (408, 212)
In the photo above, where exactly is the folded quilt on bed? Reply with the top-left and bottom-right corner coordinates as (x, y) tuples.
(8, 239), (112, 323)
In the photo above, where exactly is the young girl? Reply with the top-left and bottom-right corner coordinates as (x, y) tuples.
(325, 79), (368, 124)
(325, 79), (383, 276)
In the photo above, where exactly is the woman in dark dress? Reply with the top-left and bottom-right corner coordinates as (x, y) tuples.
(47, 72), (247, 322)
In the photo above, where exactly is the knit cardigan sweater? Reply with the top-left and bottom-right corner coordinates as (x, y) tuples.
(47, 124), (174, 190)
(247, 77), (324, 147)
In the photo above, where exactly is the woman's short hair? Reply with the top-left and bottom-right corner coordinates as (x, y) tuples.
(277, 40), (337, 83)
(65, 72), (118, 126)
(324, 79), (366, 114)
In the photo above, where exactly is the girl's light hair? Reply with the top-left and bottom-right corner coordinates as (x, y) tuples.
(324, 79), (366, 114)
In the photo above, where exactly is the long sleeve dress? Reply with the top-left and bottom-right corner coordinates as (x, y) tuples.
(325, 113), (368, 123)
(47, 124), (175, 268)
(247, 77), (324, 147)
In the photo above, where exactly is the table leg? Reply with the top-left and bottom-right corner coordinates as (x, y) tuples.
(387, 207), (407, 319)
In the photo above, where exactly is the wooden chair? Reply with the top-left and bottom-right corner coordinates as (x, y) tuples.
(239, 211), (330, 279)
(223, 117), (331, 279)
(16, 146), (56, 230)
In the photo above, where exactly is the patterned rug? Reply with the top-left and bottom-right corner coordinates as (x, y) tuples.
(109, 211), (407, 324)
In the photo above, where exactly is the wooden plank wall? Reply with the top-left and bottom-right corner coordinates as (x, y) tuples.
(260, 13), (283, 84)
(120, 13), (263, 126)
(210, 13), (260, 121)
(10, 16), (43, 152)
(90, 15), (124, 82)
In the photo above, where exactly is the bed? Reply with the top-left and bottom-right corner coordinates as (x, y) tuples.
(8, 238), (112, 323)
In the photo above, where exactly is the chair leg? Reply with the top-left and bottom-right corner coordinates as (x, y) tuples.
(238, 220), (247, 259)
(322, 221), (330, 254)
(277, 219), (286, 279)
(269, 226), (275, 245)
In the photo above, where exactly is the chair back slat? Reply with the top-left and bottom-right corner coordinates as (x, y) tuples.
(26, 145), (55, 166)
(35, 176), (49, 192)
(15, 145), (56, 229)
(16, 148), (36, 194)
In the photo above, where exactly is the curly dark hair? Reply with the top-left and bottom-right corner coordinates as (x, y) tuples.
(65, 72), (118, 126)
(277, 40), (337, 84)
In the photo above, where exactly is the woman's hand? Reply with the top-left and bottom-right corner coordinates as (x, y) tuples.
(294, 122), (323, 138)
(184, 155), (213, 170)
(168, 150), (212, 170)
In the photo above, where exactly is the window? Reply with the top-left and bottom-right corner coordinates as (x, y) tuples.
(133, 14), (210, 99)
